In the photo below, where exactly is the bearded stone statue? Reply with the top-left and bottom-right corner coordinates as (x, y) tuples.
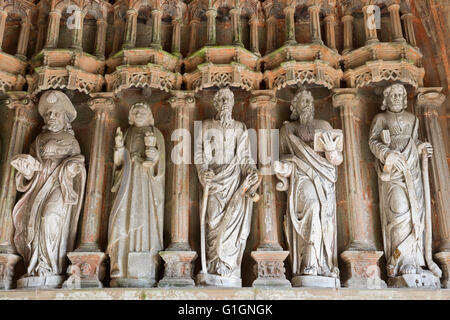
(194, 88), (260, 287)
(107, 102), (165, 287)
(369, 83), (442, 288)
(11, 90), (86, 288)
(274, 89), (343, 288)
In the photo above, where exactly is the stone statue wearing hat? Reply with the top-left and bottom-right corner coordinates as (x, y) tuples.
(10, 90), (86, 289)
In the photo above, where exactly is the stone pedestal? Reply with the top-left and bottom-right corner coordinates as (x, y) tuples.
(340, 250), (386, 289)
(388, 271), (440, 289)
(251, 251), (291, 288)
(17, 276), (65, 289)
(292, 275), (340, 288)
(435, 252), (450, 288)
(196, 273), (242, 288)
(0, 253), (20, 290)
(63, 252), (106, 289)
(158, 251), (197, 288)
(110, 252), (159, 288)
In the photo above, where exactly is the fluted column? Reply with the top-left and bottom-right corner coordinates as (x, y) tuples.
(333, 89), (386, 289)
(230, 7), (243, 47)
(15, 21), (31, 60)
(63, 93), (116, 289)
(171, 18), (182, 56)
(123, 9), (138, 49)
(416, 88), (450, 288)
(35, 12), (47, 53)
(401, 13), (417, 47)
(206, 8), (217, 45)
(0, 93), (37, 289)
(250, 90), (291, 288)
(71, 8), (83, 50)
(342, 13), (353, 54)
(0, 10), (7, 51)
(188, 19), (200, 56)
(362, 4), (379, 45)
(308, 4), (323, 44)
(283, 5), (296, 45)
(388, 2), (405, 42)
(249, 16), (260, 56)
(45, 9), (62, 48)
(151, 8), (162, 49)
(324, 13), (336, 51)
(158, 91), (197, 288)
(94, 18), (107, 59)
(266, 16), (276, 54)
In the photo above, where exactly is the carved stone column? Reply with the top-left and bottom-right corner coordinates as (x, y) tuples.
(0, 93), (37, 289)
(283, 5), (296, 45)
(265, 16), (276, 54)
(230, 7), (243, 47)
(308, 4), (323, 44)
(151, 8), (162, 50)
(15, 20), (31, 60)
(249, 90), (291, 288)
(206, 8), (217, 46)
(71, 8), (83, 50)
(0, 10), (7, 51)
(158, 91), (197, 288)
(35, 12), (47, 53)
(45, 9), (62, 48)
(342, 13), (353, 54)
(416, 88), (450, 288)
(171, 18), (182, 57)
(112, 16), (124, 53)
(324, 13), (336, 51)
(188, 19), (200, 56)
(387, 2), (405, 42)
(123, 9), (138, 49)
(401, 13), (417, 47)
(249, 16), (260, 56)
(362, 5), (379, 45)
(332, 89), (386, 289)
(63, 93), (116, 288)
(94, 18), (108, 60)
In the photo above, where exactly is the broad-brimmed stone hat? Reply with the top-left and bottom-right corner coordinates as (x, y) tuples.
(38, 90), (77, 123)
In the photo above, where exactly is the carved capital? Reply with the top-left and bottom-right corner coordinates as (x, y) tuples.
(249, 89), (277, 109)
(4, 91), (37, 124)
(416, 87), (446, 109)
(168, 90), (196, 109)
(88, 93), (115, 114)
(251, 250), (291, 287)
(0, 253), (21, 290)
(332, 88), (358, 109)
(158, 251), (197, 288)
(63, 252), (107, 288)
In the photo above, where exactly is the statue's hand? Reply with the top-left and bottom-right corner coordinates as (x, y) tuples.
(418, 142), (433, 158)
(66, 161), (83, 178)
(386, 151), (406, 172)
(115, 127), (124, 148)
(145, 147), (159, 163)
(320, 131), (339, 152)
(200, 169), (214, 188)
(11, 155), (41, 180)
(243, 171), (259, 190)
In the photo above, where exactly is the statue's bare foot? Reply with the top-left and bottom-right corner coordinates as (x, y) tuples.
(303, 266), (318, 276)
(400, 264), (416, 275)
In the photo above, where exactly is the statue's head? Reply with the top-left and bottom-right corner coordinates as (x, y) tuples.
(128, 102), (154, 127)
(38, 90), (76, 134)
(382, 83), (408, 113)
(290, 89), (314, 124)
(213, 87), (234, 127)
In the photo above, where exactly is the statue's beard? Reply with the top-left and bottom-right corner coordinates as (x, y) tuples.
(298, 108), (314, 125)
(217, 109), (233, 128)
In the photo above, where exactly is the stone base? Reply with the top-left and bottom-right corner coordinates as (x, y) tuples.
(292, 275), (340, 288)
(340, 250), (387, 289)
(110, 278), (157, 288)
(62, 252), (107, 289)
(196, 272), (242, 288)
(0, 253), (20, 290)
(434, 251), (450, 288)
(17, 275), (65, 289)
(388, 271), (441, 289)
(250, 250), (291, 288)
(158, 250), (197, 288)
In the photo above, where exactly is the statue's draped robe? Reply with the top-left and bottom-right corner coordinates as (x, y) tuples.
(369, 112), (426, 276)
(107, 126), (165, 280)
(278, 122), (338, 276)
(12, 131), (86, 277)
(195, 120), (255, 279)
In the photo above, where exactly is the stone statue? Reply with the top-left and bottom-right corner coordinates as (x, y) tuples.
(11, 90), (86, 288)
(274, 89), (343, 288)
(194, 88), (260, 287)
(107, 102), (165, 287)
(369, 83), (442, 288)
